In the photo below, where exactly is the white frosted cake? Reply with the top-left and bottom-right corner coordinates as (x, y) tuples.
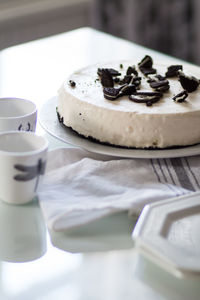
(57, 56), (200, 148)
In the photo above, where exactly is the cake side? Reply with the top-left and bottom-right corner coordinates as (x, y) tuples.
(57, 59), (200, 149)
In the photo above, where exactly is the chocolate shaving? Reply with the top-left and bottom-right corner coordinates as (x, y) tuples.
(147, 74), (166, 83)
(140, 67), (156, 76)
(119, 75), (141, 86)
(138, 55), (156, 76)
(119, 75), (133, 85)
(69, 80), (76, 87)
(150, 80), (169, 89)
(126, 66), (138, 76)
(130, 76), (142, 83)
(114, 77), (120, 83)
(120, 84), (136, 96)
(147, 77), (156, 83)
(129, 76), (142, 88)
(103, 84), (136, 100)
(100, 69), (114, 88)
(173, 90), (188, 102)
(139, 67), (156, 76)
(165, 65), (183, 77)
(103, 87), (121, 100)
(129, 91), (162, 106)
(138, 55), (153, 69)
(155, 85), (170, 92)
(97, 68), (121, 77)
(150, 79), (170, 92)
(156, 74), (166, 81)
(178, 71), (199, 93)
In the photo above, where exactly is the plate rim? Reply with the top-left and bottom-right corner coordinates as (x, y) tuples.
(39, 96), (200, 159)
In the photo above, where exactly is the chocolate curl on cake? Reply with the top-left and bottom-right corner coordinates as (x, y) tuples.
(138, 55), (156, 76)
(103, 87), (121, 100)
(103, 84), (136, 100)
(119, 65), (141, 87)
(178, 71), (199, 93)
(126, 66), (138, 76)
(129, 91), (163, 106)
(155, 74), (167, 81)
(97, 68), (121, 77)
(149, 79), (170, 92)
(147, 74), (170, 93)
(165, 65), (183, 77)
(139, 55), (153, 68)
(99, 69), (114, 88)
(119, 75), (141, 87)
(119, 75), (133, 85)
(69, 80), (76, 87)
(173, 90), (188, 103)
(147, 74), (166, 83)
(120, 84), (137, 96)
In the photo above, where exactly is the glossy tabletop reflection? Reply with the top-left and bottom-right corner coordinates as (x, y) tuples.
(0, 27), (200, 300)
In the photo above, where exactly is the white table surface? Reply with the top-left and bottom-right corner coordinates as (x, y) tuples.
(0, 27), (200, 300)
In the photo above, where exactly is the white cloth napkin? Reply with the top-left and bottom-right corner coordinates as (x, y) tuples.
(38, 147), (200, 231)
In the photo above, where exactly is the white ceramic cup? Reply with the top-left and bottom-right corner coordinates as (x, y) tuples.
(0, 131), (48, 204)
(0, 97), (37, 132)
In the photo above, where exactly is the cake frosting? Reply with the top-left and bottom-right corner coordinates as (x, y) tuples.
(57, 57), (200, 148)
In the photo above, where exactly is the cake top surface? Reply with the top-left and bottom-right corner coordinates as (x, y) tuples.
(61, 58), (200, 115)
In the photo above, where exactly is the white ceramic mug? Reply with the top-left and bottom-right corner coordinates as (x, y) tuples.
(0, 131), (48, 204)
(0, 97), (37, 132)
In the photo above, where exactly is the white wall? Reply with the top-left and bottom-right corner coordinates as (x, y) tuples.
(0, 0), (93, 49)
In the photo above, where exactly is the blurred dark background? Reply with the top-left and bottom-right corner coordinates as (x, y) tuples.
(92, 0), (199, 64)
(0, 0), (199, 64)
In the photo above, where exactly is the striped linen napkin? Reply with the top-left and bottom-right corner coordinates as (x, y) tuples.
(38, 147), (200, 231)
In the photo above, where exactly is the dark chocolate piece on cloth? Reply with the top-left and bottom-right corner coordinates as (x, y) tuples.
(178, 71), (199, 93)
(165, 65), (183, 77)
(173, 90), (188, 102)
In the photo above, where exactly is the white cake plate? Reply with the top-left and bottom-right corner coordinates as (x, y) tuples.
(39, 97), (200, 159)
